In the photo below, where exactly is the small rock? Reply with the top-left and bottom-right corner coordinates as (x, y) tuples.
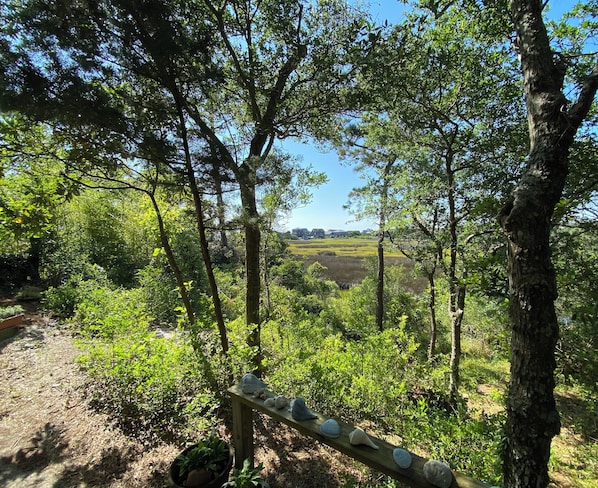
(393, 448), (412, 469)
(423, 460), (452, 488)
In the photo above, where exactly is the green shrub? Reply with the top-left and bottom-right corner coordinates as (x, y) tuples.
(137, 261), (181, 324)
(41, 265), (110, 318)
(75, 285), (219, 444)
(0, 304), (25, 319)
(395, 405), (504, 485)
(263, 309), (504, 484)
(265, 321), (419, 422)
(79, 331), (216, 444)
(73, 286), (150, 339)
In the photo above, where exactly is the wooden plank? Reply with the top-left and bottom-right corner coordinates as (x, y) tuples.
(0, 314), (25, 331)
(228, 384), (491, 488)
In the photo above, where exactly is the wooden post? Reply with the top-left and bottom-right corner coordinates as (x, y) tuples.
(228, 383), (491, 488)
(231, 390), (255, 469)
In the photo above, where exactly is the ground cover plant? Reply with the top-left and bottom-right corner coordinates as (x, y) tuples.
(0, 304), (24, 319)
(70, 285), (222, 445)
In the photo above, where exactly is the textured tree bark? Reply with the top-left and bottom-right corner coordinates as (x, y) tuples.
(238, 162), (262, 372)
(500, 1), (598, 486)
(426, 271), (437, 360)
(446, 149), (464, 402)
(447, 283), (464, 401)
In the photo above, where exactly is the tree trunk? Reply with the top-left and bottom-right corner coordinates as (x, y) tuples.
(174, 95), (229, 356)
(27, 236), (42, 283)
(500, 4), (566, 483)
(212, 164), (229, 250)
(188, 176), (230, 355)
(426, 271), (437, 360)
(500, 1), (598, 485)
(446, 151), (464, 401)
(238, 162), (262, 372)
(376, 230), (384, 332)
(447, 283), (465, 401)
(501, 201), (561, 487)
(148, 192), (196, 325)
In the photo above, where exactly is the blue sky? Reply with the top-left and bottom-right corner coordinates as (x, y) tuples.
(277, 0), (574, 232)
(276, 0), (406, 232)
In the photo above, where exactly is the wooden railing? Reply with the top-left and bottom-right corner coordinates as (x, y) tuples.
(228, 384), (491, 488)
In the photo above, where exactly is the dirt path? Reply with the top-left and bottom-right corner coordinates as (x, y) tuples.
(0, 310), (180, 487)
(0, 306), (373, 488)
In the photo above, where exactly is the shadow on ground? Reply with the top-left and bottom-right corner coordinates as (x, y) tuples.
(0, 422), (165, 487)
(253, 415), (378, 488)
(556, 391), (598, 440)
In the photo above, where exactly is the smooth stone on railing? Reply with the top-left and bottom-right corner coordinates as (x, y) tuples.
(319, 419), (341, 438)
(393, 448), (413, 469)
(423, 459), (453, 488)
(291, 397), (318, 420)
(241, 373), (268, 394)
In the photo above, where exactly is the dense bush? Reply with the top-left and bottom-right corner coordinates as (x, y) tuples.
(137, 262), (182, 324)
(0, 254), (31, 293)
(260, 296), (504, 484)
(41, 264), (111, 318)
(73, 284), (221, 444)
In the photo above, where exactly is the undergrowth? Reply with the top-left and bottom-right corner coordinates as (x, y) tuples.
(45, 269), (597, 487)
(72, 285), (220, 445)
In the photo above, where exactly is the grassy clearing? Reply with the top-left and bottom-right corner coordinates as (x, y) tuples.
(287, 237), (422, 291)
(288, 237), (405, 258)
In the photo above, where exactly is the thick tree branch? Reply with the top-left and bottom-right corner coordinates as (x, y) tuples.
(568, 61), (598, 129)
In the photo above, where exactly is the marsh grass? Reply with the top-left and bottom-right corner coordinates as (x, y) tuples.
(288, 237), (405, 257)
(287, 238), (421, 289)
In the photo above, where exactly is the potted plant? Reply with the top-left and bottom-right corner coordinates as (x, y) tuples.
(223, 459), (269, 488)
(168, 434), (234, 488)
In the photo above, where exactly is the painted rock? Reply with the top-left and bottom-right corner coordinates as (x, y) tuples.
(291, 397), (318, 420)
(241, 373), (267, 394)
(274, 395), (289, 409)
(319, 419), (341, 438)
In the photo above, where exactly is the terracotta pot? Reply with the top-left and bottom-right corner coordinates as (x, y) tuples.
(168, 442), (234, 488)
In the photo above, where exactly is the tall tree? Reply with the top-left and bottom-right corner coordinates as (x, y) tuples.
(184, 0), (373, 370)
(336, 119), (401, 332)
(341, 2), (526, 398)
(1, 0), (372, 371)
(500, 1), (598, 486)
